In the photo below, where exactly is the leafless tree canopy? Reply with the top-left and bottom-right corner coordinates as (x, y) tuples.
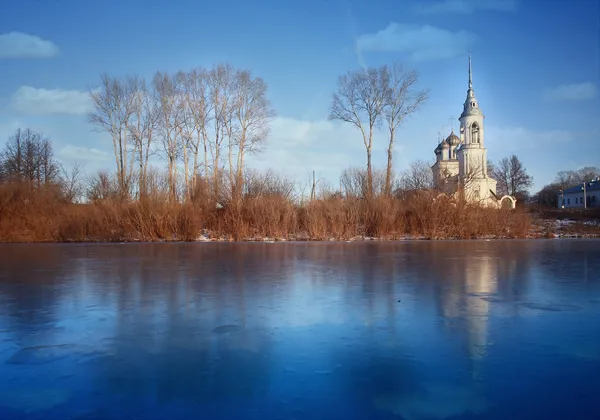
(0, 128), (61, 186)
(397, 160), (434, 192)
(88, 64), (275, 203)
(492, 154), (533, 196)
(340, 166), (388, 199)
(329, 66), (389, 198)
(384, 64), (429, 195)
(554, 166), (600, 189)
(329, 62), (428, 198)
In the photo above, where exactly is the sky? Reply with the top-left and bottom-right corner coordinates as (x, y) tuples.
(0, 0), (598, 193)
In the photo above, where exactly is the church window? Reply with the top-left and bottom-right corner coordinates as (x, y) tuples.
(471, 123), (480, 143)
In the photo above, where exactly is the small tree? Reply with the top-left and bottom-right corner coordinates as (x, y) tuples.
(398, 160), (434, 192)
(493, 154), (533, 197)
(60, 161), (86, 203)
(0, 128), (60, 187)
(555, 166), (600, 190)
(533, 183), (561, 208)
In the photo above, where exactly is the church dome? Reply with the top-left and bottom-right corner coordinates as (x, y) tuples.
(445, 131), (460, 146)
(441, 141), (450, 149)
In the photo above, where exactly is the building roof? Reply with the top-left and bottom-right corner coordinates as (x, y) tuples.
(445, 131), (460, 146)
(562, 179), (600, 194)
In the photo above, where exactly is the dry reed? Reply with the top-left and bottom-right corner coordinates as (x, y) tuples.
(0, 181), (534, 243)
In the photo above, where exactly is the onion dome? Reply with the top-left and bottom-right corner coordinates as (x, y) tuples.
(445, 130), (460, 146)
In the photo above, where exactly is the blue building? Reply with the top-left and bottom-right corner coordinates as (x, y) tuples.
(558, 178), (600, 209)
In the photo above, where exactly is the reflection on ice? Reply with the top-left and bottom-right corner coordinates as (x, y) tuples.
(6, 344), (99, 365)
(518, 302), (582, 312)
(372, 383), (487, 420)
(0, 241), (598, 418)
(0, 388), (70, 413)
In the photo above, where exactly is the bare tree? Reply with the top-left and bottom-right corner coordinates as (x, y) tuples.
(86, 170), (121, 202)
(153, 71), (182, 201)
(577, 166), (600, 183)
(244, 168), (295, 199)
(0, 128), (60, 186)
(492, 154), (533, 196)
(128, 76), (159, 199)
(186, 68), (213, 187)
(329, 66), (389, 199)
(208, 64), (235, 202)
(174, 70), (196, 200)
(88, 74), (135, 196)
(340, 166), (388, 198)
(383, 64), (428, 195)
(555, 166), (600, 190)
(487, 159), (495, 178)
(231, 69), (276, 201)
(533, 182), (561, 208)
(398, 160), (433, 192)
(60, 161), (86, 203)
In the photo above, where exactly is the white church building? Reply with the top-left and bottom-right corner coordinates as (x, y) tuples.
(431, 55), (516, 209)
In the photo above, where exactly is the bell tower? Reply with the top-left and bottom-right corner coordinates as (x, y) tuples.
(457, 53), (487, 180)
(456, 53), (497, 204)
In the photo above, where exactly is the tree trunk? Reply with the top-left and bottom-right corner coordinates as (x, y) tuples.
(385, 127), (395, 196)
(366, 125), (374, 199)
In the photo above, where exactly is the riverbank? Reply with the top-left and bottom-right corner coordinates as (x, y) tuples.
(2, 183), (598, 243)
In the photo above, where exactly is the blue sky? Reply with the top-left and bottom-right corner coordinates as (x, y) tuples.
(0, 0), (598, 193)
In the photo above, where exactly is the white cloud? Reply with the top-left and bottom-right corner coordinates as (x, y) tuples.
(356, 23), (476, 61)
(415, 0), (518, 14)
(486, 126), (575, 153)
(0, 32), (59, 58)
(246, 116), (414, 189)
(544, 82), (597, 102)
(57, 145), (112, 163)
(10, 86), (94, 115)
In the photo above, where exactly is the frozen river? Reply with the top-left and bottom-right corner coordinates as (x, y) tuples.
(0, 240), (599, 419)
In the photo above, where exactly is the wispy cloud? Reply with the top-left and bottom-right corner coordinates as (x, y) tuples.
(356, 23), (476, 61)
(414, 0), (518, 14)
(10, 86), (94, 115)
(544, 82), (597, 102)
(486, 126), (575, 154)
(247, 116), (405, 189)
(57, 145), (112, 163)
(0, 32), (59, 59)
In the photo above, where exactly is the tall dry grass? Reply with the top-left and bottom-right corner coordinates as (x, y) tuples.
(0, 181), (531, 243)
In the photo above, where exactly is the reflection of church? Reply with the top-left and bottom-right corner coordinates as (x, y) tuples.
(440, 255), (497, 365)
(431, 55), (516, 209)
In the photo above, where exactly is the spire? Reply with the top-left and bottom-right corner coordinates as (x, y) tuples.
(468, 51), (472, 89)
(460, 51), (482, 119)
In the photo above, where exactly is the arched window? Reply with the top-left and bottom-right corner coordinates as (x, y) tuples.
(471, 123), (480, 144)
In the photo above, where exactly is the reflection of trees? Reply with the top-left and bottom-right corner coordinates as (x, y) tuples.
(6, 240), (596, 416)
(0, 245), (73, 341)
(77, 243), (281, 405)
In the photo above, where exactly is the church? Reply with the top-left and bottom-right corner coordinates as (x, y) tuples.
(431, 55), (516, 209)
